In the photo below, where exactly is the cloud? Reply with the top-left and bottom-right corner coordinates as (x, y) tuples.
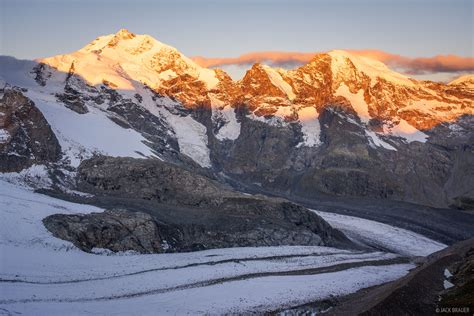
(348, 50), (474, 74)
(191, 52), (316, 68)
(191, 50), (474, 75)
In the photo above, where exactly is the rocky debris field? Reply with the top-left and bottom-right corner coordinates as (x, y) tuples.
(42, 156), (353, 253)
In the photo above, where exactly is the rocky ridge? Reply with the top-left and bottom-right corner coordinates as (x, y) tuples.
(42, 156), (353, 253)
(0, 88), (61, 172)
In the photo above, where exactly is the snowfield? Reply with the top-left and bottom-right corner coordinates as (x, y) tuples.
(29, 91), (156, 166)
(0, 177), (448, 315)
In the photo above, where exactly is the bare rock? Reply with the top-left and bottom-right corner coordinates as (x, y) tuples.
(0, 89), (61, 172)
(43, 209), (179, 253)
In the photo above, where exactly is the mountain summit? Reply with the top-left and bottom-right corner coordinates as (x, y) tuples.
(39, 29), (223, 105)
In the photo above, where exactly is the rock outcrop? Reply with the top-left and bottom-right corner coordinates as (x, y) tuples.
(43, 198), (351, 253)
(43, 209), (177, 253)
(0, 89), (61, 172)
(43, 155), (354, 253)
(76, 155), (237, 207)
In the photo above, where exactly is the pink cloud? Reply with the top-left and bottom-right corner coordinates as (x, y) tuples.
(191, 50), (474, 74)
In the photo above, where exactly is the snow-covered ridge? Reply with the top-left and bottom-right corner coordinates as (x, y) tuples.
(329, 50), (416, 88)
(39, 29), (220, 91)
(449, 74), (474, 90)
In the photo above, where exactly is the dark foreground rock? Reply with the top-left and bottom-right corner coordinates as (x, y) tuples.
(0, 89), (61, 172)
(324, 238), (474, 315)
(43, 210), (178, 253)
(43, 156), (354, 253)
(43, 200), (351, 253)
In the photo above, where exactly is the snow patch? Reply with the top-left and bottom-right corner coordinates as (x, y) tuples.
(296, 106), (321, 147)
(384, 119), (428, 143)
(443, 280), (454, 289)
(0, 128), (10, 143)
(335, 83), (371, 123)
(365, 130), (397, 151)
(262, 65), (296, 100)
(166, 113), (212, 167)
(444, 268), (453, 278)
(0, 164), (52, 189)
(212, 105), (241, 141)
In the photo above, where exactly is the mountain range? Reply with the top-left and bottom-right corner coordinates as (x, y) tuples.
(1, 28), (473, 211)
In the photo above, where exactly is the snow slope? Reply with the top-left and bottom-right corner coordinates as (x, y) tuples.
(384, 119), (428, 143)
(0, 56), (156, 166)
(329, 50), (415, 88)
(29, 91), (155, 166)
(335, 83), (372, 123)
(211, 105), (241, 141)
(261, 65), (296, 100)
(297, 106), (321, 147)
(313, 210), (446, 257)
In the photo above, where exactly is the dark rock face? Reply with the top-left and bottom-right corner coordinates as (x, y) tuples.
(56, 156), (353, 253)
(294, 106), (400, 199)
(77, 155), (235, 207)
(439, 245), (474, 309)
(0, 89), (61, 172)
(56, 87), (89, 114)
(106, 97), (205, 171)
(55, 62), (89, 114)
(204, 105), (474, 210)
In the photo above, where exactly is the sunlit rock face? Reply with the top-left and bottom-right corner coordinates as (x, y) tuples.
(2, 29), (473, 208)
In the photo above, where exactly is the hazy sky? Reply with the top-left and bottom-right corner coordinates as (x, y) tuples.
(1, 0), (472, 59)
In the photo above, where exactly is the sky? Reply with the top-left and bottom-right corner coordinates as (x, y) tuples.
(1, 0), (473, 81)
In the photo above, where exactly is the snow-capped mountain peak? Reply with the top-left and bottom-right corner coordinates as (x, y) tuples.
(449, 74), (474, 90)
(328, 50), (416, 88)
(38, 29), (221, 104)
